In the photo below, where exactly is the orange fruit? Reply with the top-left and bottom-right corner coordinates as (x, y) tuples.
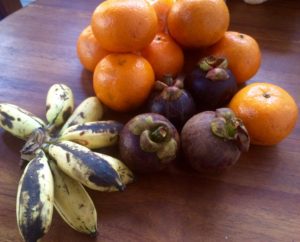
(147, 0), (175, 32)
(141, 32), (184, 79)
(91, 0), (158, 53)
(93, 53), (155, 112)
(229, 83), (298, 145)
(76, 25), (110, 72)
(167, 0), (229, 48)
(207, 31), (261, 84)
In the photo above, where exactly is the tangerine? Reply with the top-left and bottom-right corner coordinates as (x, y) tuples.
(141, 32), (184, 80)
(207, 31), (261, 84)
(76, 26), (110, 72)
(147, 0), (175, 32)
(167, 0), (229, 48)
(229, 82), (298, 145)
(93, 54), (155, 112)
(91, 0), (158, 53)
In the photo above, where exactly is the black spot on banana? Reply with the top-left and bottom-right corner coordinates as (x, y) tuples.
(49, 160), (97, 235)
(93, 152), (134, 192)
(59, 121), (123, 149)
(48, 141), (125, 191)
(59, 97), (103, 135)
(0, 110), (14, 128)
(46, 84), (74, 128)
(16, 150), (54, 242)
(0, 103), (45, 140)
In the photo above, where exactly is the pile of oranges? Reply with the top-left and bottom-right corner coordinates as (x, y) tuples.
(76, 0), (298, 146)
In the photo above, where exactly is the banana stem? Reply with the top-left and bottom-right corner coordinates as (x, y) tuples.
(46, 123), (58, 136)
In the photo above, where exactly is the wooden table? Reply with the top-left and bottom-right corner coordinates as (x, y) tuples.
(0, 0), (299, 241)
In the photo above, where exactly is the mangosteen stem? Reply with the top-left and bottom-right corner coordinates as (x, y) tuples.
(150, 126), (169, 143)
(155, 75), (185, 100)
(163, 75), (174, 86)
(162, 86), (183, 101)
(139, 123), (173, 152)
(139, 124), (178, 162)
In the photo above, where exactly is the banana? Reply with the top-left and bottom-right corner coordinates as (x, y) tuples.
(49, 160), (97, 235)
(59, 121), (123, 149)
(0, 103), (45, 140)
(94, 152), (134, 192)
(16, 150), (54, 242)
(59, 97), (103, 134)
(46, 84), (74, 128)
(48, 141), (124, 191)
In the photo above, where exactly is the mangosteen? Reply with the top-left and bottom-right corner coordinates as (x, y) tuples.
(181, 108), (250, 171)
(119, 113), (180, 173)
(185, 56), (237, 111)
(148, 75), (196, 129)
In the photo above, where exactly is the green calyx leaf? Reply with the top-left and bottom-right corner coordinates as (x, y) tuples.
(198, 56), (228, 71)
(211, 108), (250, 152)
(128, 116), (155, 135)
(155, 75), (184, 101)
(198, 56), (229, 80)
(132, 119), (177, 163)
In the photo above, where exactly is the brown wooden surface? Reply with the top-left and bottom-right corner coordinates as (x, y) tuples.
(0, 0), (300, 241)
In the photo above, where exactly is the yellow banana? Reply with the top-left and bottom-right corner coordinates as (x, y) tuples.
(16, 150), (54, 242)
(49, 160), (97, 235)
(48, 141), (124, 191)
(59, 121), (123, 149)
(59, 97), (103, 134)
(46, 84), (74, 127)
(94, 152), (134, 192)
(0, 103), (45, 140)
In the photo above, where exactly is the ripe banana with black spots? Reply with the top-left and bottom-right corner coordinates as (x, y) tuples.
(16, 150), (54, 242)
(49, 160), (97, 235)
(46, 84), (74, 128)
(59, 121), (123, 149)
(0, 103), (45, 140)
(48, 141), (124, 191)
(94, 152), (134, 192)
(59, 97), (103, 134)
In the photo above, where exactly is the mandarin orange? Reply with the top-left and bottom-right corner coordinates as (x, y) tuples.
(229, 83), (298, 145)
(147, 0), (175, 32)
(91, 0), (158, 53)
(167, 0), (229, 48)
(93, 54), (155, 112)
(141, 32), (184, 80)
(207, 31), (261, 84)
(76, 26), (110, 72)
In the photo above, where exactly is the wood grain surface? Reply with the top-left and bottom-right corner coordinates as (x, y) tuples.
(0, 0), (300, 241)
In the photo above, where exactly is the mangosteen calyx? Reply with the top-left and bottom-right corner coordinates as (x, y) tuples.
(210, 108), (250, 152)
(128, 116), (178, 163)
(198, 56), (230, 81)
(155, 75), (184, 101)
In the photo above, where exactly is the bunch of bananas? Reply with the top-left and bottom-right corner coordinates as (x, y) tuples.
(0, 84), (134, 242)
